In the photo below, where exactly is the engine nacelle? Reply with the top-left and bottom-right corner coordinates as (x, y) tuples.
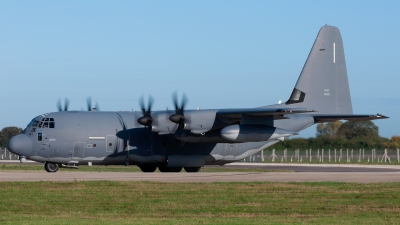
(220, 124), (297, 142)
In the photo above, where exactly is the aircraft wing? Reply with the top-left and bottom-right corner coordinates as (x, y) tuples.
(217, 108), (315, 120)
(313, 114), (388, 123)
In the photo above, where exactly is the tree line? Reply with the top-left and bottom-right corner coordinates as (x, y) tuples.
(271, 121), (400, 150)
(0, 127), (23, 147)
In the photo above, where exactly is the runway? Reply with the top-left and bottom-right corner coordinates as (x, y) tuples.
(1, 162), (400, 183)
(222, 162), (400, 172)
(1, 171), (400, 183)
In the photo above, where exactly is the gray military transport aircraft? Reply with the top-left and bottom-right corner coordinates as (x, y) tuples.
(8, 25), (388, 173)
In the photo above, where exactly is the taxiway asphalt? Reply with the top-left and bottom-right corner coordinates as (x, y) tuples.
(1, 162), (400, 183)
(1, 171), (400, 183)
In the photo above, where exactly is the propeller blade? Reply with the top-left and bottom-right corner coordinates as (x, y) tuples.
(172, 91), (179, 112)
(181, 93), (188, 111)
(139, 95), (145, 115)
(87, 97), (92, 111)
(64, 98), (69, 111)
(147, 95), (154, 114)
(95, 102), (100, 111)
(57, 99), (62, 112)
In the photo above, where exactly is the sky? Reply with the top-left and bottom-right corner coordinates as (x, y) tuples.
(0, 1), (399, 138)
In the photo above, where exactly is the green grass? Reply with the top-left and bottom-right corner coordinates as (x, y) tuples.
(0, 163), (289, 173)
(0, 181), (399, 224)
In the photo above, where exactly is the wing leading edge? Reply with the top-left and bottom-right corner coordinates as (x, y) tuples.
(217, 108), (316, 121)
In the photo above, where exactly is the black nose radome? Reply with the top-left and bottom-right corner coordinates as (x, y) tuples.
(7, 134), (32, 157)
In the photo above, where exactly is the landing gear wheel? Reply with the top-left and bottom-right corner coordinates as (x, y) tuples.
(184, 167), (201, 172)
(158, 166), (182, 172)
(139, 166), (157, 172)
(44, 162), (59, 173)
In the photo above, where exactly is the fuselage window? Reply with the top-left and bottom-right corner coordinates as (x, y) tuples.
(38, 122), (43, 128)
(49, 122), (55, 128)
(42, 122), (49, 128)
(38, 133), (42, 141)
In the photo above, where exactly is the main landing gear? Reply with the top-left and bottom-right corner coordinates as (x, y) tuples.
(139, 166), (157, 172)
(44, 162), (59, 173)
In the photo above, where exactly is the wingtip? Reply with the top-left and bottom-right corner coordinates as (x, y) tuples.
(376, 114), (389, 119)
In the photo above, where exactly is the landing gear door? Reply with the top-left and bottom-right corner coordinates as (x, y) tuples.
(224, 143), (237, 160)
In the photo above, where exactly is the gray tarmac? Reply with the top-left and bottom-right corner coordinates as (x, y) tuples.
(1, 171), (400, 183)
(220, 162), (400, 172)
(1, 162), (400, 183)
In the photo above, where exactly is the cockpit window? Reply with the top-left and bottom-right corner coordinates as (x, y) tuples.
(28, 120), (40, 135)
(38, 118), (55, 128)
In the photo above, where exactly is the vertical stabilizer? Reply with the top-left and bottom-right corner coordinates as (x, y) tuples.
(286, 25), (353, 114)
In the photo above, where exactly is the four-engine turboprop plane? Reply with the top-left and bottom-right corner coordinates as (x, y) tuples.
(8, 25), (388, 172)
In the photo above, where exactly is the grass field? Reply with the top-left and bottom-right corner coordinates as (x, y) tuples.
(0, 181), (399, 224)
(0, 163), (290, 173)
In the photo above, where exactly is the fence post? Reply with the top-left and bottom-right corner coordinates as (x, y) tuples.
(329, 149), (331, 162)
(322, 149), (324, 163)
(284, 149), (287, 162)
(372, 149), (375, 163)
(334, 149), (336, 162)
(310, 149), (312, 162)
(397, 149), (399, 163)
(269, 149), (278, 162)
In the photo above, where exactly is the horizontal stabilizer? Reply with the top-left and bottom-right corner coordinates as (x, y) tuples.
(314, 114), (388, 123)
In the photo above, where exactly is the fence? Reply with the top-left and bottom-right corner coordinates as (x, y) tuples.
(0, 147), (20, 161)
(263, 148), (400, 163)
(240, 151), (264, 163)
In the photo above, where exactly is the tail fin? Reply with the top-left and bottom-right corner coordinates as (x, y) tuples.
(286, 25), (353, 114)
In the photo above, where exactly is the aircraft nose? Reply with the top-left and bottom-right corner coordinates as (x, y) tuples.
(7, 134), (32, 157)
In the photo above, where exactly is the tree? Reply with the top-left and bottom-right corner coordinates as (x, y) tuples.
(338, 121), (379, 139)
(316, 121), (343, 137)
(0, 126), (23, 147)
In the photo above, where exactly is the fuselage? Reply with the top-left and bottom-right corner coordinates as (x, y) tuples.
(8, 109), (313, 167)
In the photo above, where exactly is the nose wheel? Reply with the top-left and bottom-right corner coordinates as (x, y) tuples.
(44, 162), (59, 172)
